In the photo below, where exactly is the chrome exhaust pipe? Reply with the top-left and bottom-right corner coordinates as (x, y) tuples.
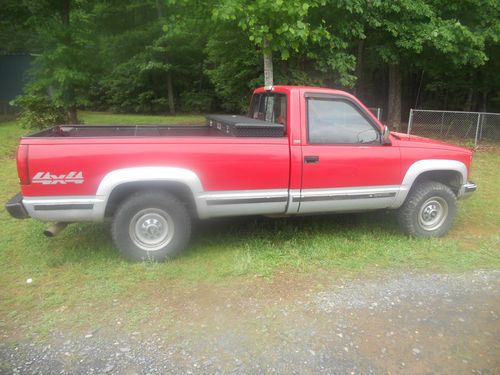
(43, 222), (69, 237)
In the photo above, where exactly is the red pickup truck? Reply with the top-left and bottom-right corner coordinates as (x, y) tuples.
(6, 86), (476, 261)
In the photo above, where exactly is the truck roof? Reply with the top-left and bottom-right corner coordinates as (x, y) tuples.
(253, 85), (353, 97)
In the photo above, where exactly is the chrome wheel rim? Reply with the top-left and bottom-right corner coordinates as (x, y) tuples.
(129, 209), (174, 251)
(418, 197), (448, 231)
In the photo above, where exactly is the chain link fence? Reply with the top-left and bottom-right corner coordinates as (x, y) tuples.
(407, 109), (500, 146)
(368, 107), (382, 121)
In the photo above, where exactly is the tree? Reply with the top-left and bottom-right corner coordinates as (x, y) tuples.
(94, 0), (213, 114)
(363, 0), (494, 130)
(14, 0), (98, 124)
(8, 0), (499, 123)
(418, 0), (500, 112)
(205, 25), (262, 112)
(0, 0), (35, 54)
(213, 0), (336, 88)
(93, 0), (166, 113)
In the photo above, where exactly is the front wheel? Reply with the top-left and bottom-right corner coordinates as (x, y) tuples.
(112, 191), (191, 261)
(397, 181), (457, 237)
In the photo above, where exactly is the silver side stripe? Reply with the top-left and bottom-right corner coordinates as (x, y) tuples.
(293, 192), (396, 202)
(34, 204), (94, 211)
(23, 196), (105, 222)
(206, 196), (288, 205)
(198, 189), (289, 218)
(23, 185), (401, 222)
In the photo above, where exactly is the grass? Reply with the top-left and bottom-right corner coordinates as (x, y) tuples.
(0, 115), (26, 159)
(79, 110), (205, 125)
(0, 111), (499, 337)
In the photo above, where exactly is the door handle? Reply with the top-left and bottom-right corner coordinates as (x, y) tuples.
(304, 155), (320, 164)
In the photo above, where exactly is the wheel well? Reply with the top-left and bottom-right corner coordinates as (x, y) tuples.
(412, 170), (462, 195)
(104, 181), (197, 218)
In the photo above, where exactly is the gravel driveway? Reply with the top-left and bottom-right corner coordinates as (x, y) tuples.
(1, 270), (499, 374)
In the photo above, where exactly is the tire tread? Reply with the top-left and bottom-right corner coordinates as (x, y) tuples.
(397, 181), (457, 237)
(111, 190), (191, 261)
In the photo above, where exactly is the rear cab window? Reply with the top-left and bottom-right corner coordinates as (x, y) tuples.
(249, 93), (287, 128)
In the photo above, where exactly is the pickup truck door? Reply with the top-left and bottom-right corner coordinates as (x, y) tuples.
(297, 92), (402, 213)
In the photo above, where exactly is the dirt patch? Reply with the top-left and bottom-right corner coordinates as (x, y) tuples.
(1, 270), (498, 374)
(475, 143), (500, 153)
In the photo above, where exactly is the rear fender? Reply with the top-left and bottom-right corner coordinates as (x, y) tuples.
(95, 167), (206, 219)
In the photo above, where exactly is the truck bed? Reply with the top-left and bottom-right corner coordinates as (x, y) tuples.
(25, 125), (214, 138)
(25, 115), (285, 138)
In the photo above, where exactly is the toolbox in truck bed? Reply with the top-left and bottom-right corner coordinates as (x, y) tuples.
(206, 114), (285, 137)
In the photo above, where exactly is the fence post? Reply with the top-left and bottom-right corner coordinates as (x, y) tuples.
(474, 113), (481, 147)
(439, 112), (445, 136)
(479, 114), (484, 141)
(407, 109), (414, 135)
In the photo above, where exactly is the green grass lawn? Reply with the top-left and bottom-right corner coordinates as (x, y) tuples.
(79, 110), (205, 125)
(0, 112), (499, 337)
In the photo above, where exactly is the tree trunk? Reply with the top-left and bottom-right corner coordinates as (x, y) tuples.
(68, 107), (78, 124)
(60, 0), (79, 124)
(387, 63), (402, 131)
(414, 69), (424, 108)
(155, 0), (164, 18)
(155, 0), (174, 114)
(167, 71), (175, 114)
(263, 37), (273, 88)
(60, 0), (70, 27)
(354, 39), (364, 96)
(463, 87), (474, 112)
(480, 90), (488, 112)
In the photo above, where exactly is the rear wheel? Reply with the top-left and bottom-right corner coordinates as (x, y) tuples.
(112, 191), (191, 261)
(397, 181), (457, 237)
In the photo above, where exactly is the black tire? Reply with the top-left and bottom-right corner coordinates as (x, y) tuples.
(397, 181), (457, 237)
(111, 191), (191, 261)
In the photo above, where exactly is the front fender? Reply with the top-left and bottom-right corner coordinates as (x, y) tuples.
(392, 159), (467, 208)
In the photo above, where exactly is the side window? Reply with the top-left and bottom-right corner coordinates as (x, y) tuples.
(307, 98), (379, 144)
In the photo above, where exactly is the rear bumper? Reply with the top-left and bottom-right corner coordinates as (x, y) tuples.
(5, 193), (29, 219)
(459, 181), (477, 199)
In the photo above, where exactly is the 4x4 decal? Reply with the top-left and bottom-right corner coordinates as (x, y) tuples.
(32, 171), (84, 185)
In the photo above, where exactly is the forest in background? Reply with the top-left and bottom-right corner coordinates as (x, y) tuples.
(1, 0), (499, 131)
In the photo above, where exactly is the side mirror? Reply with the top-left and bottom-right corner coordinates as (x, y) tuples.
(382, 125), (391, 145)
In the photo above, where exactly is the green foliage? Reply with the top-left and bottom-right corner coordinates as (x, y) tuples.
(179, 91), (214, 113)
(365, 0), (490, 67)
(2, 0), (500, 116)
(213, 0), (330, 57)
(11, 89), (67, 129)
(92, 0), (214, 113)
(212, 0), (362, 89)
(207, 0), (371, 109)
(0, 0), (35, 53)
(24, 0), (99, 117)
(205, 27), (262, 112)
(100, 53), (168, 113)
(352, 0), (500, 113)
